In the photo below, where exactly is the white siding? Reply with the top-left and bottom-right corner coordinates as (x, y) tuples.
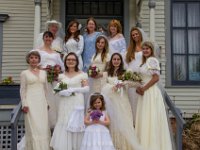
(0, 0), (35, 82)
(140, 0), (200, 117)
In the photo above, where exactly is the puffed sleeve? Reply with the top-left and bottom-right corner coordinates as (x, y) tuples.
(146, 57), (160, 75)
(76, 35), (84, 56)
(20, 71), (28, 107)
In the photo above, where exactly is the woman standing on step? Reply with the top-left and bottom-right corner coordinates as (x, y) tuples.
(19, 50), (50, 150)
(135, 41), (173, 150)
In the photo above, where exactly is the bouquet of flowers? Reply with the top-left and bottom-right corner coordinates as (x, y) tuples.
(90, 110), (103, 121)
(87, 65), (100, 78)
(44, 64), (61, 83)
(54, 82), (75, 96)
(53, 82), (68, 93)
(118, 70), (142, 82)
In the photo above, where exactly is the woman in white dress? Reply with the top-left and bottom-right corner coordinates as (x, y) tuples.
(20, 51), (50, 150)
(81, 93), (115, 150)
(50, 52), (89, 150)
(89, 35), (110, 94)
(63, 20), (84, 70)
(35, 20), (63, 54)
(101, 53), (143, 150)
(36, 31), (64, 129)
(107, 19), (126, 56)
(135, 41), (173, 150)
(124, 27), (146, 124)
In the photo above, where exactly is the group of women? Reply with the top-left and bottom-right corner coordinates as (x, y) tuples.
(18, 18), (174, 150)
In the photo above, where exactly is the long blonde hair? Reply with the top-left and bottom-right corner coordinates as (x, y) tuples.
(126, 27), (143, 63)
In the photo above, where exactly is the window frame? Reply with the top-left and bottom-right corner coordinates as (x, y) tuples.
(170, 0), (200, 85)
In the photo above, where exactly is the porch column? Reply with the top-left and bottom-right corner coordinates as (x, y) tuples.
(149, 0), (156, 41)
(33, 0), (41, 47)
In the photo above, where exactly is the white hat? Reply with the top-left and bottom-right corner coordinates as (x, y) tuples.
(45, 20), (62, 30)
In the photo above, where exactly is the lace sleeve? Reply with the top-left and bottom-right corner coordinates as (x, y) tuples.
(20, 71), (28, 107)
(146, 57), (160, 75)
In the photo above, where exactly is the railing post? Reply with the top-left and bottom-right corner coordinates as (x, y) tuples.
(11, 123), (18, 150)
(176, 123), (183, 150)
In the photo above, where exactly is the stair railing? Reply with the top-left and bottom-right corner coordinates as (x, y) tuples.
(10, 101), (22, 150)
(162, 88), (186, 150)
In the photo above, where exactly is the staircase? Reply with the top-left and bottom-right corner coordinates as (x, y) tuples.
(6, 87), (186, 150)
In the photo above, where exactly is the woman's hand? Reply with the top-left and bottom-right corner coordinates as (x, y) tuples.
(136, 87), (145, 95)
(22, 106), (29, 113)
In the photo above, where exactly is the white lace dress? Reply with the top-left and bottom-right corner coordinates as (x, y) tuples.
(19, 70), (50, 150)
(36, 49), (64, 128)
(135, 57), (173, 150)
(80, 111), (115, 150)
(108, 37), (126, 55)
(101, 76), (143, 150)
(50, 72), (88, 150)
(63, 35), (84, 70)
(124, 51), (143, 125)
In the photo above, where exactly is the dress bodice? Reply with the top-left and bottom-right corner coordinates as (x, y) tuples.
(126, 51), (143, 72)
(107, 76), (118, 85)
(108, 37), (126, 55)
(58, 72), (88, 89)
(91, 53), (110, 72)
(139, 57), (160, 84)
(63, 35), (84, 56)
(37, 50), (64, 71)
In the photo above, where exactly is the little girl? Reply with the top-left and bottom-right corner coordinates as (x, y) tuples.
(80, 93), (115, 150)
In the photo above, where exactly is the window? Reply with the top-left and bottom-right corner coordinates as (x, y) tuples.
(65, 0), (124, 34)
(171, 0), (200, 85)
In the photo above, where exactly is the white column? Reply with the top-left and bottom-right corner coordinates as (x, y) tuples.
(33, 0), (41, 47)
(149, 0), (156, 41)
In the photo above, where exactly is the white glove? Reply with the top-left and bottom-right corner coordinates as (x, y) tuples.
(59, 88), (74, 96)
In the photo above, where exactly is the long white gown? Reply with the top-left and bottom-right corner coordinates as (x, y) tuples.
(36, 49), (64, 128)
(50, 72), (88, 150)
(20, 70), (50, 150)
(80, 111), (115, 150)
(63, 35), (84, 70)
(101, 76), (143, 150)
(124, 51), (143, 125)
(135, 57), (173, 150)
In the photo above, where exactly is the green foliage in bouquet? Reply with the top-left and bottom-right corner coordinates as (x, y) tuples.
(118, 71), (142, 82)
(54, 82), (68, 93)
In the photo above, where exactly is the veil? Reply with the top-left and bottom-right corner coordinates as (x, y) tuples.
(98, 92), (146, 150)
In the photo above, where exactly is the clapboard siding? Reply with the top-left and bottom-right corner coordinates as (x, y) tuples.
(52, 0), (60, 21)
(140, 0), (200, 118)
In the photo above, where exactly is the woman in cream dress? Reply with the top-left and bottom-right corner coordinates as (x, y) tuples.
(50, 52), (89, 150)
(101, 53), (143, 150)
(124, 27), (147, 124)
(135, 41), (173, 150)
(89, 35), (110, 94)
(19, 51), (50, 150)
(63, 20), (84, 70)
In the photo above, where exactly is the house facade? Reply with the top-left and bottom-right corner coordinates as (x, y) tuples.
(0, 0), (200, 118)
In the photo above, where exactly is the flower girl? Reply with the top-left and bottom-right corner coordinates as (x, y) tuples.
(80, 93), (115, 150)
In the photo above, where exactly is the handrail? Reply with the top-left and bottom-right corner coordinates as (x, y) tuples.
(10, 101), (22, 150)
(162, 88), (186, 150)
